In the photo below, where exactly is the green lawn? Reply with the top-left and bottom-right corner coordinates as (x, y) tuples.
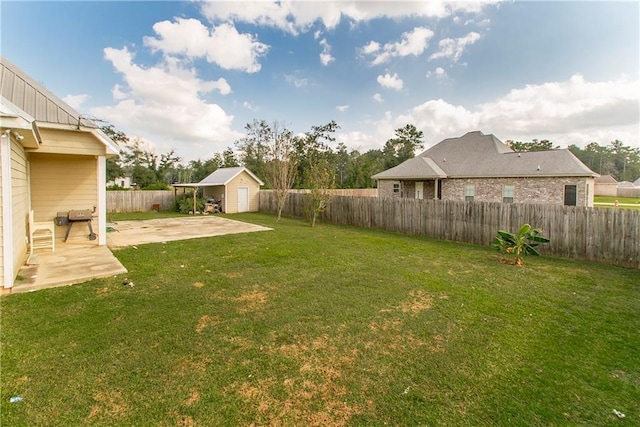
(595, 196), (640, 210)
(2, 213), (639, 426)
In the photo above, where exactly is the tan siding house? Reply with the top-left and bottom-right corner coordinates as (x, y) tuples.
(0, 56), (118, 289)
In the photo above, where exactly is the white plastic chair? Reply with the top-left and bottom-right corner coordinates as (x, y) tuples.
(28, 210), (55, 254)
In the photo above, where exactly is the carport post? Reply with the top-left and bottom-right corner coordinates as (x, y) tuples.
(193, 186), (197, 214)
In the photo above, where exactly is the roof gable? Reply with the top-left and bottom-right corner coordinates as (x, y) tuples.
(374, 131), (597, 180)
(200, 167), (264, 186)
(0, 56), (118, 155)
(1, 56), (95, 128)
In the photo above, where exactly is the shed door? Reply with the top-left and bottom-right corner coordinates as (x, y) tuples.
(564, 185), (577, 206)
(237, 187), (249, 212)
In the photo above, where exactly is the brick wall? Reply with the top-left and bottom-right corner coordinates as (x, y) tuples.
(377, 177), (595, 207)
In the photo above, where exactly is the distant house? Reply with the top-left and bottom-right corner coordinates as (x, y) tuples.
(372, 131), (597, 207)
(107, 175), (134, 189)
(1, 57), (118, 289)
(594, 175), (618, 196)
(173, 167), (264, 214)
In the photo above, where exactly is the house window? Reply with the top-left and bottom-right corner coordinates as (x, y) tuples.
(564, 184), (577, 206)
(503, 185), (515, 203)
(464, 185), (474, 202)
(393, 182), (400, 195)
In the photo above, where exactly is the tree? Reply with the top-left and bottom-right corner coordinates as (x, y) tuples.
(305, 154), (335, 227)
(383, 124), (424, 169)
(264, 124), (298, 221)
(235, 119), (271, 180)
(569, 140), (640, 181)
(507, 139), (556, 152)
(295, 120), (340, 188)
(100, 125), (128, 183)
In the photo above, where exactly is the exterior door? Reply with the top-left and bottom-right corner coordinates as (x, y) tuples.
(415, 182), (423, 199)
(237, 187), (249, 212)
(564, 185), (577, 206)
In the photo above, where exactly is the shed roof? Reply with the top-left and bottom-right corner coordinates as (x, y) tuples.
(374, 131), (597, 180)
(200, 167), (264, 186)
(173, 167), (264, 188)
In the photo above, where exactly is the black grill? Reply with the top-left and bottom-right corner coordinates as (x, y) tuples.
(60, 209), (96, 242)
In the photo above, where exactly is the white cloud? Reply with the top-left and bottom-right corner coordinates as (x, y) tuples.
(284, 74), (309, 88)
(373, 93), (384, 103)
(199, 1), (501, 34)
(243, 101), (259, 112)
(361, 41), (380, 55)
(62, 94), (89, 110)
(429, 31), (481, 62)
(364, 27), (435, 65)
(91, 46), (242, 160)
(374, 74), (639, 149)
(377, 73), (403, 90)
(144, 18), (269, 73)
(336, 105), (349, 112)
(319, 38), (335, 66)
(426, 67), (447, 79)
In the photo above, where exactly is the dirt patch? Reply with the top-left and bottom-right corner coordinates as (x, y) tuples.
(184, 390), (201, 407)
(85, 390), (128, 422)
(235, 290), (268, 313)
(174, 355), (211, 377)
(193, 281), (204, 288)
(398, 289), (433, 313)
(231, 333), (363, 425)
(224, 272), (243, 279)
(195, 315), (222, 333)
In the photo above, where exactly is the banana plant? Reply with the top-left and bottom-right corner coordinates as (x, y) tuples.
(493, 223), (550, 266)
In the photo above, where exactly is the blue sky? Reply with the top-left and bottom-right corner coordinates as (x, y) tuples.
(2, 1), (638, 161)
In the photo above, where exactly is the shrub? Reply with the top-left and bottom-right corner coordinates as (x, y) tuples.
(174, 194), (206, 214)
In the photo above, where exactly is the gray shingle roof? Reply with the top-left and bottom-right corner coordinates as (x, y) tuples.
(372, 156), (446, 180)
(595, 174), (618, 184)
(0, 56), (96, 128)
(374, 131), (597, 180)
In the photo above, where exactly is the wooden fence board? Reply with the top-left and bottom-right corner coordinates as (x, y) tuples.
(107, 190), (175, 213)
(259, 190), (639, 269)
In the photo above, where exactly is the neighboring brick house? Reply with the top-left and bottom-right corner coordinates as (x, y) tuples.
(594, 174), (618, 196)
(372, 131), (597, 207)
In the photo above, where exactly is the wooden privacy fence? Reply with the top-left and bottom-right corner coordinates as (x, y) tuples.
(259, 191), (640, 269)
(107, 190), (175, 213)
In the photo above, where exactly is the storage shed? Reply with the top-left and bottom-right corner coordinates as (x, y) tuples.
(174, 167), (264, 214)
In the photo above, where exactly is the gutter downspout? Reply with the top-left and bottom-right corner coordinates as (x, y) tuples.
(1, 131), (14, 288)
(97, 155), (107, 245)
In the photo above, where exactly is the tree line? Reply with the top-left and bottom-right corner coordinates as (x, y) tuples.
(103, 121), (424, 191)
(104, 123), (639, 191)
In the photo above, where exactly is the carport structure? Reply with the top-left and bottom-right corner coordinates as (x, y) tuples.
(173, 167), (264, 214)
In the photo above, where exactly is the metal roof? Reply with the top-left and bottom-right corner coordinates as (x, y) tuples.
(374, 131), (597, 180)
(200, 167), (264, 186)
(0, 56), (119, 155)
(173, 167), (265, 187)
(0, 56), (96, 128)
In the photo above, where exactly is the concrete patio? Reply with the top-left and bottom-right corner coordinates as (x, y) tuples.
(4, 216), (271, 294)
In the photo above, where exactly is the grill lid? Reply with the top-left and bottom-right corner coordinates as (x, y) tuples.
(68, 209), (93, 221)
